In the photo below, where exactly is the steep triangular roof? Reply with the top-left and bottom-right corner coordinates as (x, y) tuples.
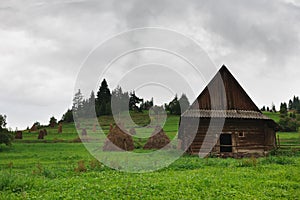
(189, 65), (260, 112)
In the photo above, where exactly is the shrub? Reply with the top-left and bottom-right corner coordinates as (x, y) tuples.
(278, 116), (299, 132)
(0, 130), (14, 147)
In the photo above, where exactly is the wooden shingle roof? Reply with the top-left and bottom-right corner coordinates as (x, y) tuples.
(183, 65), (275, 123)
(182, 109), (271, 120)
(189, 65), (261, 112)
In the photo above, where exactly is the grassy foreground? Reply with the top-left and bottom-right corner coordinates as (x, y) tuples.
(0, 112), (299, 199)
(0, 143), (299, 199)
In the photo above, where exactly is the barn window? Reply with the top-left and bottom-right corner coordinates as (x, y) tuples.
(238, 132), (245, 137)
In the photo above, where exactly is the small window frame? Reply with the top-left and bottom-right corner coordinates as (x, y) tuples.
(238, 132), (245, 138)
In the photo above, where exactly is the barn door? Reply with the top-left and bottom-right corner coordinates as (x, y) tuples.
(220, 133), (232, 152)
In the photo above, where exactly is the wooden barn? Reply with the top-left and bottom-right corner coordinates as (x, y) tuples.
(178, 65), (278, 157)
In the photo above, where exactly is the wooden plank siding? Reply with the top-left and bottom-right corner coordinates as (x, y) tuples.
(180, 119), (276, 156)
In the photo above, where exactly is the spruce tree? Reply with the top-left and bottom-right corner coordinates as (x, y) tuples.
(96, 79), (112, 116)
(61, 109), (74, 123)
(280, 102), (288, 116)
(72, 89), (84, 118)
(129, 91), (143, 111)
(85, 91), (96, 118)
(49, 116), (57, 127)
(112, 86), (130, 115)
(167, 95), (181, 115)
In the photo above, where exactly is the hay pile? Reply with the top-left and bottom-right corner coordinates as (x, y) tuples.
(81, 128), (87, 136)
(143, 126), (171, 150)
(103, 124), (134, 151)
(38, 130), (45, 139)
(15, 131), (23, 139)
(58, 123), (62, 134)
(30, 124), (37, 132)
(92, 123), (97, 132)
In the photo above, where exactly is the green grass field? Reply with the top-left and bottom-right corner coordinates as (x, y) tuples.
(263, 111), (281, 123)
(0, 111), (300, 199)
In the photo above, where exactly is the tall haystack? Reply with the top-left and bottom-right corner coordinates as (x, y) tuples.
(81, 128), (87, 136)
(143, 126), (171, 150)
(38, 130), (45, 139)
(30, 124), (37, 132)
(92, 123), (97, 132)
(58, 123), (62, 134)
(103, 124), (134, 151)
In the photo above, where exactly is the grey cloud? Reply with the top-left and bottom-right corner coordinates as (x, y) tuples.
(194, 0), (300, 68)
(0, 0), (300, 129)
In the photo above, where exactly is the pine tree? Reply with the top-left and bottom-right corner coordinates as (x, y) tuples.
(84, 91), (96, 118)
(0, 115), (7, 131)
(167, 95), (181, 115)
(72, 89), (84, 118)
(49, 116), (57, 127)
(288, 100), (293, 110)
(61, 109), (74, 123)
(96, 79), (112, 116)
(140, 98), (154, 110)
(111, 86), (130, 115)
(271, 103), (276, 113)
(129, 91), (143, 112)
(280, 103), (288, 115)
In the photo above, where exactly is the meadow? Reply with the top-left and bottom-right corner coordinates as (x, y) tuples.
(0, 112), (300, 199)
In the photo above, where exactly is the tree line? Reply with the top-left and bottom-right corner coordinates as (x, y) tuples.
(18, 78), (191, 131)
(66, 79), (190, 121)
(258, 96), (300, 132)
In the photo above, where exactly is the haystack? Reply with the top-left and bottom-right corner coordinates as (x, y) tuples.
(92, 123), (97, 132)
(143, 126), (171, 150)
(30, 124), (37, 132)
(15, 131), (23, 139)
(38, 130), (45, 139)
(58, 123), (62, 134)
(103, 124), (134, 151)
(81, 128), (87, 136)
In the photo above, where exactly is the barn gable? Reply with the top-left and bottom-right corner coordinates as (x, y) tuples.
(190, 65), (260, 112)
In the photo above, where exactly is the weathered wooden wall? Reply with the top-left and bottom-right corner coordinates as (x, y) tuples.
(180, 118), (276, 156)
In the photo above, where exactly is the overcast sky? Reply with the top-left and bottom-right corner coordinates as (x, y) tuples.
(1, 0), (300, 129)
